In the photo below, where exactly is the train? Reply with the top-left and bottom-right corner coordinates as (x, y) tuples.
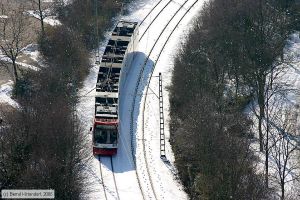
(92, 21), (139, 156)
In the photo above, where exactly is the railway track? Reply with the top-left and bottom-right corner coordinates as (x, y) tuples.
(98, 156), (120, 200)
(139, 0), (173, 41)
(128, 0), (199, 199)
(139, 0), (165, 26)
(141, 0), (200, 182)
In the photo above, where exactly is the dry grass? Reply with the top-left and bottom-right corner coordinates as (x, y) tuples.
(0, 103), (15, 112)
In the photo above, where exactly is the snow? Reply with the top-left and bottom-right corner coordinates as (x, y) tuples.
(281, 33), (300, 105)
(26, 10), (61, 26)
(21, 44), (42, 65)
(0, 54), (39, 72)
(0, 43), (40, 109)
(0, 80), (19, 108)
(77, 0), (205, 199)
(16, 61), (39, 71)
(249, 32), (300, 198)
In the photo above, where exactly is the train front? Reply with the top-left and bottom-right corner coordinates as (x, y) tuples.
(93, 119), (118, 155)
(93, 95), (119, 156)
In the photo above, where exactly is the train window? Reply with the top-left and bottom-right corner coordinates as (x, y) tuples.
(96, 125), (116, 129)
(119, 29), (128, 36)
(104, 47), (111, 55)
(94, 129), (108, 143)
(110, 131), (117, 144)
(113, 27), (119, 33)
(96, 97), (106, 104)
(111, 68), (121, 74)
(115, 48), (122, 55)
(118, 40), (129, 46)
(94, 125), (117, 144)
(113, 58), (123, 63)
(99, 67), (109, 73)
(108, 40), (115, 46)
(127, 27), (134, 34)
(108, 39), (129, 47)
(106, 98), (118, 104)
(96, 98), (118, 104)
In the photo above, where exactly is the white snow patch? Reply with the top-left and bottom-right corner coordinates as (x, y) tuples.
(21, 43), (42, 64)
(0, 54), (39, 71)
(26, 10), (61, 26)
(0, 80), (19, 108)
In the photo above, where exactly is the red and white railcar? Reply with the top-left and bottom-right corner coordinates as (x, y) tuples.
(92, 21), (139, 156)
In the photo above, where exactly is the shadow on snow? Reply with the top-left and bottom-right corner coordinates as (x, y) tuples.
(99, 51), (155, 173)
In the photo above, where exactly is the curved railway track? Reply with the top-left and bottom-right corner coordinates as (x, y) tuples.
(128, 0), (199, 199)
(141, 0), (200, 180)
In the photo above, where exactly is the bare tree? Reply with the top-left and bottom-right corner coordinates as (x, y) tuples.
(30, 0), (56, 36)
(0, 2), (29, 83)
(268, 103), (300, 199)
(256, 63), (289, 187)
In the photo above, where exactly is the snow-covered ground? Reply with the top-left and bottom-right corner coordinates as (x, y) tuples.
(77, 0), (205, 199)
(0, 44), (41, 111)
(0, 53), (40, 71)
(26, 10), (61, 26)
(281, 33), (300, 106)
(0, 80), (18, 108)
(21, 44), (41, 64)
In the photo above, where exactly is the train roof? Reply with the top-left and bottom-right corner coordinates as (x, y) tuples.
(93, 20), (138, 122)
(95, 91), (118, 99)
(95, 105), (117, 118)
(101, 21), (138, 67)
(112, 21), (138, 39)
(116, 21), (138, 27)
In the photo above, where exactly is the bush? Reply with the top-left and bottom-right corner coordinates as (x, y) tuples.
(13, 76), (32, 97)
(57, 0), (123, 49)
(38, 26), (90, 88)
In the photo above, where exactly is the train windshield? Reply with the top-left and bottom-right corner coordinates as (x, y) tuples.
(94, 125), (118, 144)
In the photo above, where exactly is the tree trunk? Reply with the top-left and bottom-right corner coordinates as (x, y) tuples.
(258, 97), (265, 152)
(281, 179), (285, 200)
(12, 59), (18, 83)
(234, 70), (239, 99)
(265, 103), (269, 187)
(257, 74), (265, 152)
(38, 0), (45, 36)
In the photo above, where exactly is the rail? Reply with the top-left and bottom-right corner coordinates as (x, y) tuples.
(129, 0), (198, 199)
(98, 156), (120, 200)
